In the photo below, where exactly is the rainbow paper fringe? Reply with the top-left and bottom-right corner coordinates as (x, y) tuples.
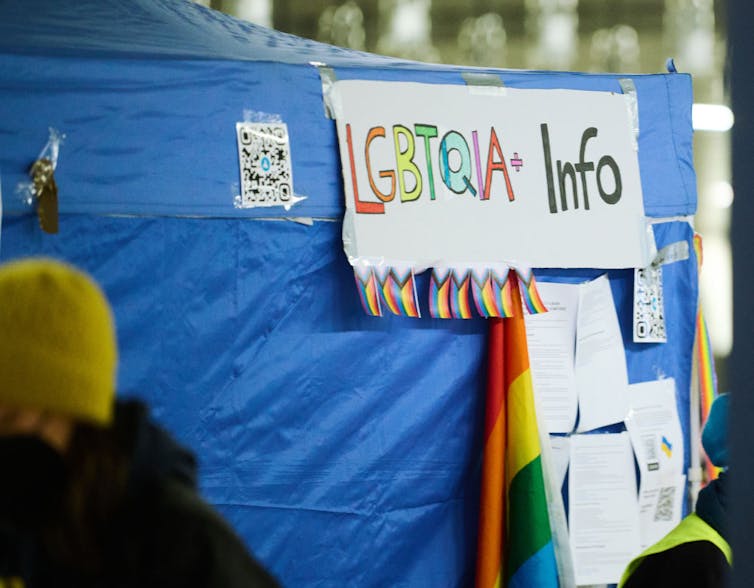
(470, 270), (516, 318)
(353, 266), (420, 318)
(354, 265), (547, 320)
(353, 266), (382, 317)
(377, 267), (421, 318)
(517, 270), (548, 314)
(430, 267), (547, 319)
(449, 271), (473, 319)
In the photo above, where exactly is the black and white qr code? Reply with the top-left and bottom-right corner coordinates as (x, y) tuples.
(653, 486), (676, 522)
(235, 122), (293, 208)
(633, 265), (667, 343)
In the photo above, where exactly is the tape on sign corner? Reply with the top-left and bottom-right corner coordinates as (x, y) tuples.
(461, 72), (506, 96)
(651, 240), (690, 268)
(313, 63), (338, 119)
(618, 78), (639, 149)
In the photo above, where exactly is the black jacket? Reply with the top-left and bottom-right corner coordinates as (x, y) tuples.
(1, 400), (281, 588)
(623, 473), (730, 588)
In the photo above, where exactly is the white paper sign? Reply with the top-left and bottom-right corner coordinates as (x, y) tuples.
(549, 435), (572, 491)
(575, 275), (630, 432)
(329, 80), (654, 270)
(525, 281), (579, 433)
(569, 432), (642, 586)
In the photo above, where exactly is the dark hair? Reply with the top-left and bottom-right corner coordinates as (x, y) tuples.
(42, 421), (131, 575)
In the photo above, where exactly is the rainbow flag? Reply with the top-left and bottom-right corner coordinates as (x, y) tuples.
(693, 234), (720, 482)
(476, 315), (506, 587)
(476, 271), (559, 588)
(516, 269), (548, 315)
(377, 267), (420, 318)
(471, 269), (517, 318)
(449, 270), (473, 319)
(353, 267), (381, 316)
(429, 268), (453, 319)
(430, 268), (473, 319)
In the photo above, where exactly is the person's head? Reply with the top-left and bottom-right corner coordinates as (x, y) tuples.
(702, 393), (729, 469)
(0, 257), (118, 450)
(0, 259), (127, 565)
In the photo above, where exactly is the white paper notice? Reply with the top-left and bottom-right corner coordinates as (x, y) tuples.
(525, 282), (579, 433)
(569, 433), (641, 586)
(625, 379), (684, 481)
(549, 435), (571, 491)
(625, 378), (686, 548)
(575, 275), (630, 432)
(636, 474), (686, 549)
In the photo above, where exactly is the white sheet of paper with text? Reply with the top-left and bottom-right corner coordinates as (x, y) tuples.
(625, 379), (686, 548)
(549, 435), (571, 492)
(636, 473), (686, 549)
(625, 378), (684, 482)
(569, 432), (641, 586)
(525, 281), (580, 433)
(575, 275), (630, 432)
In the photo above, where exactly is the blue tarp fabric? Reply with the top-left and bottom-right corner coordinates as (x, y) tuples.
(0, 1), (699, 586)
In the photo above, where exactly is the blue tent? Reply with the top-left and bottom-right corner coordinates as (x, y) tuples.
(0, 1), (699, 585)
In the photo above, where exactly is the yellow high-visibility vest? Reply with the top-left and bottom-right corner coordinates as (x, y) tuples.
(618, 513), (732, 588)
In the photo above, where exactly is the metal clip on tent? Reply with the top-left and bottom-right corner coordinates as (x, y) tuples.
(30, 157), (58, 234)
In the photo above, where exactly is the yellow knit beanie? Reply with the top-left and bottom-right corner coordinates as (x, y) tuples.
(0, 258), (117, 425)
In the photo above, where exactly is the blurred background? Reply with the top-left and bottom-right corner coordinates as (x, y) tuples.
(196, 0), (732, 388)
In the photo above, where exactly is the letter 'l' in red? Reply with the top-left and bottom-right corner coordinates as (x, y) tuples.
(346, 123), (384, 214)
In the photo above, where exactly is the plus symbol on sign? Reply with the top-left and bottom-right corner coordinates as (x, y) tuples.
(510, 152), (524, 171)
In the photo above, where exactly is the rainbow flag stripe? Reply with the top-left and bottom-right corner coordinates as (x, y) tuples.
(475, 316), (506, 587)
(429, 269), (453, 319)
(477, 270), (559, 588)
(379, 268), (420, 318)
(693, 234), (720, 481)
(353, 267), (382, 317)
(450, 270), (473, 319)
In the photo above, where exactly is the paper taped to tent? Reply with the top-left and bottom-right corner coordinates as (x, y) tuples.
(0, 0), (702, 585)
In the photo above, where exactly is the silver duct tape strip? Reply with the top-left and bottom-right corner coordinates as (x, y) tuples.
(312, 62), (338, 119)
(461, 72), (506, 96)
(619, 78), (639, 150)
(652, 240), (690, 268)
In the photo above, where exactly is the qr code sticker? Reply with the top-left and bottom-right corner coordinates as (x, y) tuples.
(235, 122), (293, 208)
(653, 486), (676, 522)
(633, 265), (667, 343)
